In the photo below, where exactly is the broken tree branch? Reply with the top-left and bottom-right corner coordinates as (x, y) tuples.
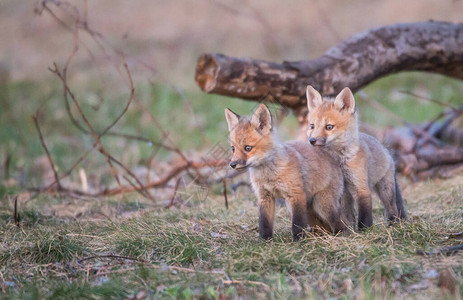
(195, 21), (463, 109)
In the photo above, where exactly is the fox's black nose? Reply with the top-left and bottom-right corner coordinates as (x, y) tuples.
(309, 138), (317, 145)
(229, 161), (237, 169)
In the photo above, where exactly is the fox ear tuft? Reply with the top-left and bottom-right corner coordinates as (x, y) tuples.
(306, 85), (323, 112)
(251, 103), (272, 134)
(334, 87), (355, 114)
(224, 108), (240, 132)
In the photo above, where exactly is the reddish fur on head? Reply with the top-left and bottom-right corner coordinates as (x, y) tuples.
(224, 104), (275, 170)
(306, 86), (357, 148)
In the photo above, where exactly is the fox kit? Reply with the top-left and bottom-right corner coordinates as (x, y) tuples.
(225, 104), (354, 240)
(305, 86), (406, 230)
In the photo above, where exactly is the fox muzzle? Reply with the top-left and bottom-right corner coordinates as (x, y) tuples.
(308, 137), (326, 146)
(229, 159), (247, 169)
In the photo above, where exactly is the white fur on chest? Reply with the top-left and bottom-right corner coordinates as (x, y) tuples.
(249, 149), (301, 199)
(250, 165), (282, 197)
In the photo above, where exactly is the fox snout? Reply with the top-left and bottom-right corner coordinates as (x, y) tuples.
(229, 159), (247, 170)
(308, 137), (326, 146)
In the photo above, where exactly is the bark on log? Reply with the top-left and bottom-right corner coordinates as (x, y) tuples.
(195, 21), (463, 111)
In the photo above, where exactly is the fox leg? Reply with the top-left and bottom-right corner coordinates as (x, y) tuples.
(374, 172), (400, 222)
(394, 177), (407, 220)
(257, 191), (275, 240)
(312, 190), (345, 234)
(351, 185), (373, 230)
(286, 191), (309, 241)
(340, 189), (356, 231)
(345, 175), (373, 230)
(291, 203), (309, 241)
(307, 208), (328, 234)
(345, 158), (373, 230)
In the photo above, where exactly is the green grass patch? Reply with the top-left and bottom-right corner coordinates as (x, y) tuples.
(1, 174), (463, 298)
(1, 67), (463, 299)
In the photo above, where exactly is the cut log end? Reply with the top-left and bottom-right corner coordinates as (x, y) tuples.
(195, 54), (219, 92)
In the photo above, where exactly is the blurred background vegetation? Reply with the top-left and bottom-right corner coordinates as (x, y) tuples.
(1, 0), (463, 196)
(1, 1), (463, 298)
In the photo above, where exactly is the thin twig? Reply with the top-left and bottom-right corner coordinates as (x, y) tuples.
(214, 0), (282, 56)
(46, 11), (135, 192)
(106, 132), (177, 151)
(34, 0), (227, 201)
(122, 175), (154, 202)
(166, 178), (181, 209)
(447, 232), (463, 239)
(104, 150), (156, 201)
(30, 160), (227, 198)
(133, 96), (207, 183)
(4, 152), (11, 179)
(357, 90), (444, 150)
(43, 143), (97, 191)
(400, 90), (458, 110)
(222, 178), (229, 210)
(357, 90), (406, 124)
(416, 244), (463, 256)
(400, 91), (463, 142)
(77, 254), (144, 265)
(50, 63), (125, 190)
(95, 160), (225, 197)
(13, 196), (20, 227)
(32, 112), (62, 190)
(90, 263), (227, 277)
(428, 107), (463, 138)
(99, 57), (134, 136)
(0, 270), (5, 293)
(312, 0), (342, 43)
(222, 279), (272, 291)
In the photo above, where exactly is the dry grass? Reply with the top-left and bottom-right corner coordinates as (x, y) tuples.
(1, 174), (462, 299)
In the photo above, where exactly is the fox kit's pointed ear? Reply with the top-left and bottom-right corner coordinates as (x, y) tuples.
(251, 103), (272, 135)
(224, 108), (240, 132)
(306, 85), (323, 112)
(334, 87), (355, 114)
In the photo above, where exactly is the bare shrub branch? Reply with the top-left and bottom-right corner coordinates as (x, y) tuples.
(31, 1), (230, 201)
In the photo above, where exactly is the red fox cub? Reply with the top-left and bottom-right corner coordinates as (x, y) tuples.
(305, 86), (406, 230)
(225, 104), (354, 240)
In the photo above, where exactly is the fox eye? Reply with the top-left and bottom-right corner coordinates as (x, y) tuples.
(244, 145), (253, 152)
(310, 124), (314, 130)
(325, 124), (334, 130)
(231, 146), (235, 152)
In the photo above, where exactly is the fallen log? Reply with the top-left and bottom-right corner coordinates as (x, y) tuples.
(195, 21), (463, 112)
